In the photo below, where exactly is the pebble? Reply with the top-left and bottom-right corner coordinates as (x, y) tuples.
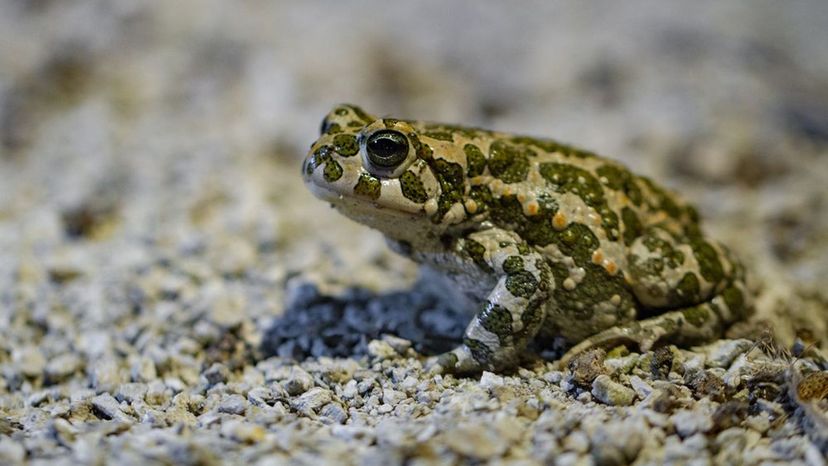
(705, 340), (754, 369)
(44, 353), (83, 383)
(672, 408), (713, 437)
(221, 420), (266, 443)
(291, 388), (332, 415)
(219, 394), (248, 415)
(367, 340), (397, 360)
(591, 375), (635, 406)
(320, 403), (349, 424)
(480, 371), (505, 390)
(381, 388), (406, 406)
(90, 358), (124, 392)
(442, 423), (509, 459)
(282, 367), (314, 396)
(91, 393), (132, 423)
(146, 380), (171, 406)
(14, 346), (46, 378)
(0, 437), (25, 464)
(115, 383), (148, 404)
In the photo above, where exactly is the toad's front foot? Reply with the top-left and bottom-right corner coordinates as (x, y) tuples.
(425, 346), (484, 375)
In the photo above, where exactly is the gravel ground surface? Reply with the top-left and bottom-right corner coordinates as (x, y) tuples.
(1, 1), (828, 465)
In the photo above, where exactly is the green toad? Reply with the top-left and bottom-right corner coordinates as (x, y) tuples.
(302, 104), (752, 374)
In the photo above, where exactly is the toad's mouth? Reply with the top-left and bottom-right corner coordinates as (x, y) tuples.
(304, 177), (423, 220)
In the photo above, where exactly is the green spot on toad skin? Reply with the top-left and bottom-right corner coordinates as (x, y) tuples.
(324, 122), (342, 134)
(596, 164), (643, 206)
(519, 298), (545, 337)
(430, 158), (465, 221)
(509, 136), (596, 159)
(323, 159), (343, 182)
(424, 131), (455, 142)
(465, 337), (494, 364)
(621, 207), (643, 246)
(464, 144), (487, 177)
(502, 256), (524, 274)
(553, 223), (600, 266)
(488, 140), (530, 183)
(670, 272), (701, 305)
(464, 238), (492, 272)
(506, 270), (538, 298)
(347, 105), (374, 123)
(332, 134), (359, 156)
(539, 162), (618, 240)
(468, 185), (493, 214)
(690, 237), (725, 284)
(489, 195), (558, 246)
(353, 173), (381, 200)
(722, 285), (746, 318)
(400, 171), (428, 203)
(479, 302), (513, 340)
(682, 306), (710, 327)
(640, 177), (683, 220)
(549, 260), (632, 322)
(307, 145), (332, 174)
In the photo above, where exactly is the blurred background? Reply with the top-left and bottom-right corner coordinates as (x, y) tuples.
(1, 2), (828, 463)
(1, 1), (827, 357)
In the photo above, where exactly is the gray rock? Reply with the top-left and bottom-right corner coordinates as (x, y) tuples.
(145, 380), (171, 406)
(220, 419), (265, 443)
(14, 345), (46, 378)
(319, 403), (349, 424)
(672, 408), (714, 437)
(89, 358), (123, 392)
(218, 395), (248, 415)
(442, 423), (510, 459)
(247, 386), (275, 407)
(0, 437), (25, 464)
(479, 371), (505, 390)
(45, 353), (83, 383)
(281, 366), (314, 396)
(705, 339), (754, 369)
(91, 393), (132, 423)
(291, 387), (332, 415)
(203, 363), (230, 386)
(381, 387), (406, 406)
(115, 383), (148, 404)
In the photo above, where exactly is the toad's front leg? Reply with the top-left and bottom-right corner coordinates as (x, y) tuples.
(429, 229), (552, 375)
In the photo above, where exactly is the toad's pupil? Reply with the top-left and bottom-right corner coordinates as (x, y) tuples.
(366, 130), (408, 167)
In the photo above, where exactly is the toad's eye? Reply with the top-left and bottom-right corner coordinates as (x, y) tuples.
(366, 130), (409, 168)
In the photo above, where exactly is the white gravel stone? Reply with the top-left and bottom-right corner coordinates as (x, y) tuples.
(0, 437), (25, 464)
(672, 408), (713, 438)
(14, 346), (46, 378)
(291, 387), (332, 415)
(44, 353), (83, 383)
(480, 371), (505, 390)
(115, 383), (148, 404)
(219, 394), (248, 415)
(704, 339), (754, 369)
(91, 393), (132, 423)
(281, 366), (314, 396)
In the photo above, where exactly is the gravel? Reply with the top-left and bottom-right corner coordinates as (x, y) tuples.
(1, 1), (827, 465)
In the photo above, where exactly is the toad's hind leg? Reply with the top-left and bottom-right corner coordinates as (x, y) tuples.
(558, 295), (746, 367)
(559, 227), (752, 367)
